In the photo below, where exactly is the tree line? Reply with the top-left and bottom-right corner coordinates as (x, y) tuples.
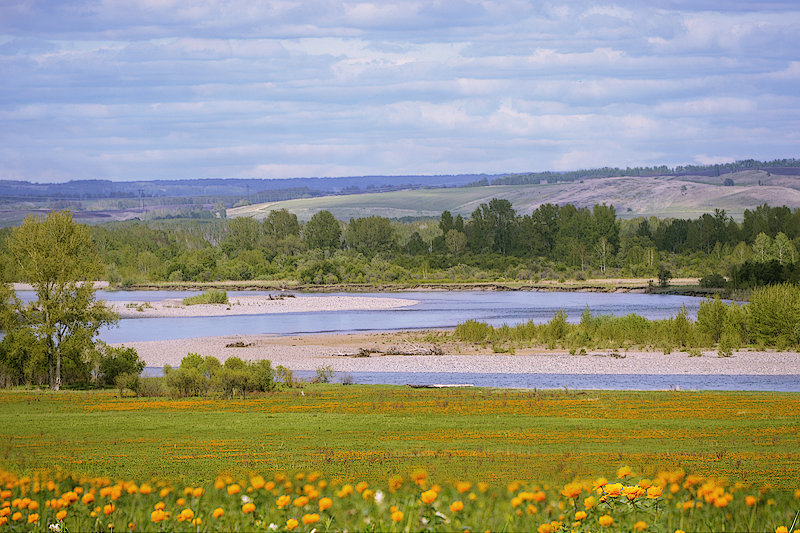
(2, 203), (800, 289)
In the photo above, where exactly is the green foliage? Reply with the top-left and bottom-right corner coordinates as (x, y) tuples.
(6, 211), (118, 390)
(182, 289), (229, 305)
(114, 372), (141, 397)
(314, 364), (334, 384)
(303, 210), (342, 251)
(97, 343), (145, 387)
(346, 216), (397, 257)
(165, 353), (275, 398)
(748, 283), (800, 348)
(699, 273), (727, 288)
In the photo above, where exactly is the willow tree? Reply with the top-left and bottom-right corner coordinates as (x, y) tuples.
(9, 211), (117, 390)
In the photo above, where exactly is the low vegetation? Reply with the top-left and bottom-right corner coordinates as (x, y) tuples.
(0, 464), (797, 532)
(182, 289), (229, 306)
(454, 283), (800, 354)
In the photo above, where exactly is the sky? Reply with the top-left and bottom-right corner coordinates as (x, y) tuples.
(1, 1), (799, 182)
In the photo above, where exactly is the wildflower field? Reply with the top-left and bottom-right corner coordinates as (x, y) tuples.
(1, 386), (799, 531)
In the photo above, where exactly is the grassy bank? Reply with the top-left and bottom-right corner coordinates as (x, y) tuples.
(1, 387), (798, 489)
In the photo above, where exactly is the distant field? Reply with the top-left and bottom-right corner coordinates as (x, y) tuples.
(230, 170), (800, 221)
(2, 387), (798, 488)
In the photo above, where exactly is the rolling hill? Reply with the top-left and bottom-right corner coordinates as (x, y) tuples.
(228, 170), (800, 221)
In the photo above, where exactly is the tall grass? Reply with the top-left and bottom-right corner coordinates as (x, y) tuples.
(182, 289), (229, 306)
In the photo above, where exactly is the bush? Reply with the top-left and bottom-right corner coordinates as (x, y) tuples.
(696, 296), (727, 344)
(183, 289), (229, 306)
(115, 372), (140, 397)
(138, 377), (166, 397)
(700, 273), (727, 288)
(748, 283), (800, 348)
(97, 344), (145, 388)
(276, 365), (296, 387)
(249, 359), (276, 392)
(314, 365), (334, 384)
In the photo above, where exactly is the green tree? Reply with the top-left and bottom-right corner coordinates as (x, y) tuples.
(266, 209), (301, 240)
(346, 216), (396, 256)
(8, 211), (118, 390)
(303, 211), (341, 251)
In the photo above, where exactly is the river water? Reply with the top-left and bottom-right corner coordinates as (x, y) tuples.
(19, 289), (799, 391)
(80, 290), (706, 343)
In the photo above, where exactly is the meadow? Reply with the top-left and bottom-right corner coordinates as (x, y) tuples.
(1, 386), (799, 531)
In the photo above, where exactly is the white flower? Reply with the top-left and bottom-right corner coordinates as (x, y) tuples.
(241, 495), (252, 504)
(268, 523), (278, 531)
(49, 525), (61, 532)
(374, 490), (385, 504)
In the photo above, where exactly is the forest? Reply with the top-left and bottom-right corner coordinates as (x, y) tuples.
(1, 201), (800, 289)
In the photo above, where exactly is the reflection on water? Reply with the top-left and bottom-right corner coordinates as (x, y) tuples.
(94, 290), (708, 343)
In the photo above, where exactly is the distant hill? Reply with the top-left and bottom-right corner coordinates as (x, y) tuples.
(229, 170), (800, 221)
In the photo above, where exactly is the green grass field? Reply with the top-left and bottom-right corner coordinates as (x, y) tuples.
(3, 386), (799, 490)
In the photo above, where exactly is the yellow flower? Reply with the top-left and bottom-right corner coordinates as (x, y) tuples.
(561, 482), (582, 499)
(391, 510), (404, 523)
(242, 502), (256, 514)
(776, 528), (788, 533)
(82, 493), (95, 505)
(227, 484), (241, 495)
(537, 524), (552, 533)
(574, 510), (587, 520)
(293, 496), (309, 507)
(746, 495), (756, 506)
(56, 510), (67, 520)
(212, 507), (224, 518)
(139, 484), (152, 496)
(583, 495), (597, 509)
(456, 482), (472, 493)
(103, 503), (115, 515)
(318, 497), (332, 511)
(647, 486), (664, 499)
(286, 518), (299, 530)
(599, 514), (613, 527)
(192, 487), (204, 498)
(604, 483), (623, 497)
(11, 512), (21, 522)
(617, 466), (632, 479)
(450, 501), (464, 512)
(355, 481), (369, 493)
(28, 501), (39, 512)
(150, 510), (165, 523)
(421, 490), (437, 504)
(634, 520), (648, 531)
(28, 513), (39, 524)
(179, 508), (194, 522)
(302, 513), (320, 525)
(276, 495), (291, 508)
(250, 476), (265, 490)
(191, 518), (201, 526)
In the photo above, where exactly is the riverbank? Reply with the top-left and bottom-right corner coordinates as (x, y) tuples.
(111, 294), (418, 318)
(117, 330), (800, 375)
(114, 277), (711, 295)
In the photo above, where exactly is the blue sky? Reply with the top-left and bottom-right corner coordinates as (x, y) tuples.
(1, 1), (799, 182)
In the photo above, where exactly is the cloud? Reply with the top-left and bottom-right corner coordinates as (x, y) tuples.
(1, 0), (799, 181)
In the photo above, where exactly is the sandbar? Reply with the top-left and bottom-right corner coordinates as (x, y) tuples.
(111, 294), (418, 318)
(118, 331), (800, 376)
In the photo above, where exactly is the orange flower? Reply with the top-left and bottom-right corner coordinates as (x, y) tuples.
(421, 490), (437, 504)
(456, 482), (472, 494)
(647, 486), (664, 499)
(355, 481), (369, 493)
(561, 482), (583, 499)
(27, 513), (39, 524)
(574, 511), (587, 520)
(150, 510), (165, 523)
(745, 495), (756, 507)
(56, 510), (67, 520)
(391, 510), (404, 523)
(599, 514), (613, 527)
(634, 520), (647, 531)
(242, 502), (255, 514)
(212, 508), (224, 518)
(318, 497), (332, 511)
(604, 483), (623, 497)
(82, 493), (95, 505)
(293, 496), (309, 507)
(103, 503), (115, 515)
(139, 484), (152, 495)
(250, 476), (265, 490)
(28, 501), (39, 512)
(227, 484), (241, 495)
(11, 512), (21, 522)
(192, 487), (204, 498)
(286, 518), (299, 530)
(617, 466), (632, 479)
(179, 508), (194, 522)
(302, 513), (320, 525)
(450, 501), (464, 512)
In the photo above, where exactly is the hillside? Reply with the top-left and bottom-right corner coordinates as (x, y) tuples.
(228, 170), (800, 221)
